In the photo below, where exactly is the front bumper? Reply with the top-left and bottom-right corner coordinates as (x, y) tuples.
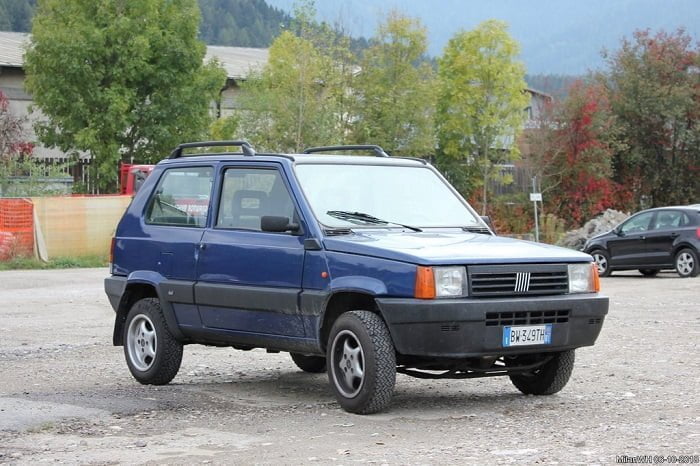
(376, 293), (608, 358)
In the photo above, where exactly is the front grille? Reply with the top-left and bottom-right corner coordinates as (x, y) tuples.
(485, 310), (570, 327)
(469, 264), (569, 297)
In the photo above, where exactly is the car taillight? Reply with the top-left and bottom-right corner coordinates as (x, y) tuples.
(696, 227), (700, 239)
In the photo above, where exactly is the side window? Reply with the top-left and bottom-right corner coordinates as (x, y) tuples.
(216, 168), (296, 231)
(145, 166), (213, 227)
(651, 210), (683, 230)
(620, 212), (654, 234)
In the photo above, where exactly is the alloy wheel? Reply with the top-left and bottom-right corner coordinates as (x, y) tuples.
(593, 253), (608, 274)
(330, 329), (365, 398)
(676, 252), (695, 276)
(126, 314), (157, 371)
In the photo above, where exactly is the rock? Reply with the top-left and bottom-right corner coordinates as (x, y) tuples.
(557, 209), (629, 250)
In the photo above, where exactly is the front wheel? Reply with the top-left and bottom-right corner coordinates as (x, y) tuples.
(327, 311), (396, 414)
(123, 298), (183, 385)
(591, 250), (612, 277)
(508, 350), (575, 395)
(675, 248), (699, 278)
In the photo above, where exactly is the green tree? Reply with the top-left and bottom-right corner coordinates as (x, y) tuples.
(351, 11), (435, 156)
(436, 20), (529, 213)
(600, 29), (700, 208)
(237, 1), (354, 152)
(25, 0), (226, 192)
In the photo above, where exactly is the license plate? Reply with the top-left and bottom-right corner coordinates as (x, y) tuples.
(502, 324), (552, 347)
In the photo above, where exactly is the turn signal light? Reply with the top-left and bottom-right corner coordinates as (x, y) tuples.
(592, 262), (601, 293)
(415, 266), (436, 299)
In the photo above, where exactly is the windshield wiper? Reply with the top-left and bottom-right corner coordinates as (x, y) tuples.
(326, 211), (423, 232)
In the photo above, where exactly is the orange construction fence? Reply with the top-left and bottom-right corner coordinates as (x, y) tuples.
(0, 196), (132, 261)
(0, 199), (34, 260)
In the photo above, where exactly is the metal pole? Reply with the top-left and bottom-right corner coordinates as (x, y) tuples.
(532, 176), (539, 242)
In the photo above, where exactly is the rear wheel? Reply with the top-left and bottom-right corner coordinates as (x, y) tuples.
(591, 250), (611, 277)
(508, 350), (575, 395)
(327, 311), (396, 414)
(675, 248), (699, 278)
(290, 353), (326, 373)
(123, 298), (183, 385)
(639, 269), (659, 277)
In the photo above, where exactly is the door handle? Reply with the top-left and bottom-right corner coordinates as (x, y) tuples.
(670, 233), (679, 238)
(640, 236), (646, 240)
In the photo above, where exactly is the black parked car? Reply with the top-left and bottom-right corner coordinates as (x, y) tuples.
(584, 205), (700, 278)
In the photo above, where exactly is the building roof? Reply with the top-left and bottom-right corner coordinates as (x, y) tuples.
(205, 45), (268, 79)
(0, 31), (26, 67)
(524, 87), (553, 100)
(0, 31), (268, 80)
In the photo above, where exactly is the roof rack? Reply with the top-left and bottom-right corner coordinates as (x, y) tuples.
(303, 145), (390, 158)
(168, 140), (256, 159)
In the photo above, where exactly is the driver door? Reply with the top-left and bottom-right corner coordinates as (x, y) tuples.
(194, 164), (307, 337)
(607, 211), (655, 267)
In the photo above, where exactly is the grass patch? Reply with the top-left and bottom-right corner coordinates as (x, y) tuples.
(0, 255), (108, 270)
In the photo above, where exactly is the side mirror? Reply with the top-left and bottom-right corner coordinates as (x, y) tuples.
(615, 228), (625, 237)
(261, 215), (301, 234)
(480, 215), (496, 233)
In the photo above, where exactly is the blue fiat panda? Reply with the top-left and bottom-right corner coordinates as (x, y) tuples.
(105, 141), (608, 414)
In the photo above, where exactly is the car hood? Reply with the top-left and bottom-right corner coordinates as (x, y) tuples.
(323, 230), (593, 265)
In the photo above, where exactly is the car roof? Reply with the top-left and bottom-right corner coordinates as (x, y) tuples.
(157, 152), (428, 168)
(639, 205), (700, 214)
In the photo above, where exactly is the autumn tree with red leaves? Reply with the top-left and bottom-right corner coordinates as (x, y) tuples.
(600, 29), (700, 208)
(527, 81), (627, 226)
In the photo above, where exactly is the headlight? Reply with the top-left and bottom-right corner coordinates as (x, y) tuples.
(434, 266), (468, 297)
(568, 263), (599, 293)
(415, 266), (468, 299)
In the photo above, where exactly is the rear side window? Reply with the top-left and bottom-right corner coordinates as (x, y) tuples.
(216, 167), (296, 231)
(652, 210), (687, 230)
(145, 166), (213, 227)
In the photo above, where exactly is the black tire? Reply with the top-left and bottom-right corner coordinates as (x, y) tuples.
(123, 298), (183, 385)
(326, 311), (396, 414)
(639, 269), (659, 277)
(509, 350), (575, 395)
(290, 353), (326, 373)
(591, 249), (612, 277)
(675, 248), (699, 278)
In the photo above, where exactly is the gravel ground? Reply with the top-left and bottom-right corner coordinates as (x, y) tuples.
(0, 267), (698, 465)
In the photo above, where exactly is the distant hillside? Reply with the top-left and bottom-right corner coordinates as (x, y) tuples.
(266, 0), (700, 75)
(0, 0), (288, 48)
(0, 0), (36, 32)
(199, 0), (290, 48)
(0, 0), (370, 51)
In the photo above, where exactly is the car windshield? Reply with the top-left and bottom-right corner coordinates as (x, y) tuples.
(294, 163), (480, 229)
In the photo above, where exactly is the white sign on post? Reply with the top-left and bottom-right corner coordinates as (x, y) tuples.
(530, 193), (542, 202)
